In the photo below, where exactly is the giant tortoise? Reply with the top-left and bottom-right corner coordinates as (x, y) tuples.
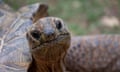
(0, 3), (70, 72)
(1, 2), (120, 72)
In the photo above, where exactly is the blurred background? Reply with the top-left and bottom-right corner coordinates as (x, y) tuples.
(2, 0), (120, 36)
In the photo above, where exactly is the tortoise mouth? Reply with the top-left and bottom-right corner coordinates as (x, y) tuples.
(31, 33), (70, 50)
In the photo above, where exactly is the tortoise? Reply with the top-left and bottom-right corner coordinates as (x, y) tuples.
(2, 2), (120, 72)
(0, 3), (71, 72)
(65, 35), (120, 72)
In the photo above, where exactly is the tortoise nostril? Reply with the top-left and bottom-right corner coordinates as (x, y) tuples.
(44, 30), (55, 39)
(31, 30), (41, 40)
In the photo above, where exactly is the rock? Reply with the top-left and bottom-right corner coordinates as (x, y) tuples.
(100, 16), (120, 28)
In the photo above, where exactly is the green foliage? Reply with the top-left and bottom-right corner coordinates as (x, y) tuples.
(4, 0), (120, 35)
(68, 23), (88, 35)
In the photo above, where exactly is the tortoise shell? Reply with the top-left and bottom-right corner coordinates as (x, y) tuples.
(0, 3), (48, 72)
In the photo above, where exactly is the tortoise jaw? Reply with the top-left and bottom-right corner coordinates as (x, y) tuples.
(30, 33), (70, 63)
(31, 33), (70, 50)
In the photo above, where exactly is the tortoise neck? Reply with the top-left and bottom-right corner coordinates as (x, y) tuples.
(35, 58), (64, 72)
(28, 57), (65, 72)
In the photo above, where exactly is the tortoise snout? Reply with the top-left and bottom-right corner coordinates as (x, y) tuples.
(44, 29), (56, 40)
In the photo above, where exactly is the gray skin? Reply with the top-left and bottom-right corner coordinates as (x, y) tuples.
(65, 35), (120, 72)
(0, 3), (48, 72)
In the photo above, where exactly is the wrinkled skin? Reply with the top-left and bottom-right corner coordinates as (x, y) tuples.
(27, 17), (70, 72)
(65, 35), (120, 72)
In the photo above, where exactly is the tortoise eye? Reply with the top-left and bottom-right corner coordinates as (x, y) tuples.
(31, 30), (41, 40)
(55, 20), (62, 30)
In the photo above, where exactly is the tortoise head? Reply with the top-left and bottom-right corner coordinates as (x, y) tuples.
(27, 17), (70, 63)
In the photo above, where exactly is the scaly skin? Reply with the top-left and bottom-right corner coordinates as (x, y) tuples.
(0, 3), (59, 72)
(27, 17), (70, 72)
(65, 35), (120, 72)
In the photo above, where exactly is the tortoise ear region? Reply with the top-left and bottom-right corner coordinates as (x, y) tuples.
(32, 4), (49, 23)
